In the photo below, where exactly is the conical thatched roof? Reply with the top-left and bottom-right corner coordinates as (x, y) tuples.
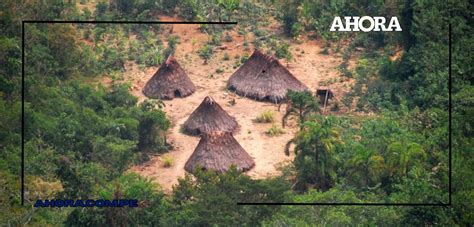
(143, 56), (196, 100)
(227, 50), (308, 103)
(183, 96), (238, 135)
(184, 132), (255, 173)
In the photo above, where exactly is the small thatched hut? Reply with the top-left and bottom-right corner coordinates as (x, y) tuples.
(183, 96), (238, 135)
(316, 87), (334, 105)
(227, 50), (308, 103)
(184, 132), (255, 173)
(142, 56), (196, 99)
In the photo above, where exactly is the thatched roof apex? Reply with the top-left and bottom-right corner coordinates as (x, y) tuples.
(227, 50), (308, 103)
(142, 56), (196, 100)
(183, 96), (238, 135)
(184, 131), (255, 173)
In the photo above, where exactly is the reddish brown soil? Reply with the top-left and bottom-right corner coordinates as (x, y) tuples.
(108, 15), (354, 192)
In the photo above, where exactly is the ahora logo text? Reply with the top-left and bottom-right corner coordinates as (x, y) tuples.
(330, 16), (402, 32)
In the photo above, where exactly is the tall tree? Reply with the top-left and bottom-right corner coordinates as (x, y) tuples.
(286, 119), (341, 191)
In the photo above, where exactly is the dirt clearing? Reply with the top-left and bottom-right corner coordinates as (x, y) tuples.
(125, 16), (349, 192)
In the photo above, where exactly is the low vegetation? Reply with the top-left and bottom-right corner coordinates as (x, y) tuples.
(266, 124), (285, 136)
(162, 154), (174, 168)
(255, 110), (275, 123)
(198, 44), (213, 64)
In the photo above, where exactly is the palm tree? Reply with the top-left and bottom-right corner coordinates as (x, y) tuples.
(285, 120), (341, 191)
(386, 141), (427, 178)
(217, 0), (239, 22)
(347, 143), (385, 187)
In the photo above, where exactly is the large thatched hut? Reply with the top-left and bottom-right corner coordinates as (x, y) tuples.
(143, 56), (196, 99)
(184, 132), (255, 173)
(227, 50), (308, 103)
(182, 96), (238, 135)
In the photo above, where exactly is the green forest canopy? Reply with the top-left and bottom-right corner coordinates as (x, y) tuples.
(0, 0), (472, 225)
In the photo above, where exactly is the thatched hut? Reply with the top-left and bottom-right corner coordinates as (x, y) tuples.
(183, 96), (238, 135)
(316, 87), (334, 105)
(143, 56), (196, 99)
(184, 132), (255, 173)
(227, 50), (308, 103)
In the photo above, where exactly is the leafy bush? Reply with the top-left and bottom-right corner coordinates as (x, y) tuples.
(240, 53), (249, 63)
(275, 42), (293, 65)
(168, 168), (290, 226)
(291, 22), (303, 37)
(66, 174), (167, 226)
(198, 44), (213, 64)
(253, 26), (266, 37)
(243, 40), (249, 50)
(224, 32), (233, 42)
(164, 35), (180, 58)
(284, 90), (320, 124)
(223, 52), (230, 60)
(215, 68), (224, 74)
(208, 33), (222, 46)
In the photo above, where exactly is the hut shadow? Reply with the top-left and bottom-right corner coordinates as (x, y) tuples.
(179, 123), (242, 138)
(179, 124), (200, 137)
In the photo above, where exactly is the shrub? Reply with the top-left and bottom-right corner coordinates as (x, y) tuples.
(162, 154), (174, 168)
(252, 39), (262, 49)
(320, 47), (329, 55)
(339, 62), (353, 78)
(164, 35), (180, 57)
(223, 52), (230, 60)
(253, 27), (266, 37)
(216, 68), (224, 74)
(209, 33), (222, 46)
(256, 110), (274, 123)
(233, 62), (241, 69)
(198, 44), (213, 64)
(237, 27), (246, 35)
(342, 94), (354, 108)
(266, 124), (285, 136)
(291, 22), (303, 37)
(275, 42), (291, 59)
(241, 53), (249, 63)
(243, 40), (249, 50)
(224, 33), (233, 42)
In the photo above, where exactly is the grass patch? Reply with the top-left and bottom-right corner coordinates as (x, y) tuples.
(255, 110), (275, 123)
(162, 154), (174, 168)
(266, 124), (285, 136)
